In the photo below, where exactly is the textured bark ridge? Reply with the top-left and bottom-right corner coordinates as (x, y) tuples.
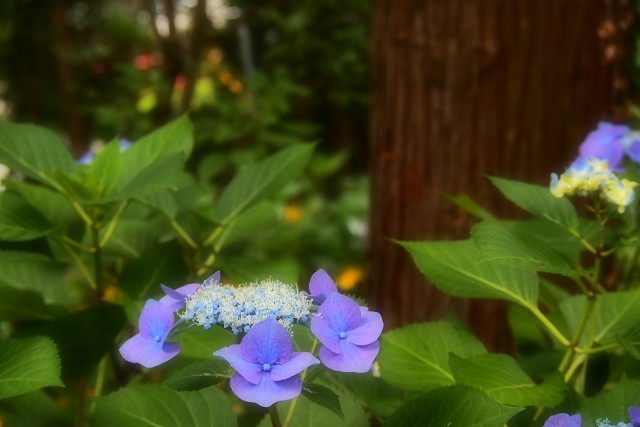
(368, 0), (632, 351)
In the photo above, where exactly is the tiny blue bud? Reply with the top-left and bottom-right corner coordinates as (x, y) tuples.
(339, 331), (347, 339)
(262, 363), (271, 372)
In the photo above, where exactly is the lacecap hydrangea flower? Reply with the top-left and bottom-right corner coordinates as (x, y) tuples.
(550, 157), (638, 213)
(159, 271), (218, 312)
(183, 277), (313, 335)
(579, 122), (629, 171)
(213, 318), (319, 407)
(543, 407), (640, 427)
(311, 292), (383, 373)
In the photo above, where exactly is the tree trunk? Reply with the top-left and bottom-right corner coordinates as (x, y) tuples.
(368, 0), (632, 351)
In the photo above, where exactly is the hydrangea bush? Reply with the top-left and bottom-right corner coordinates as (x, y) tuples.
(2, 117), (640, 426)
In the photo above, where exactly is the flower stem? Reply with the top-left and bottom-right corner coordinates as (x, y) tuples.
(527, 306), (570, 347)
(269, 405), (283, 427)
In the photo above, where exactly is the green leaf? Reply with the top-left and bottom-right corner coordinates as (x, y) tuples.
(164, 359), (232, 391)
(216, 144), (314, 223)
(175, 326), (236, 360)
(118, 115), (193, 186)
(448, 194), (495, 220)
(580, 376), (640, 426)
(95, 385), (237, 427)
(560, 290), (640, 346)
(0, 122), (75, 186)
(19, 304), (126, 380)
(324, 371), (405, 419)
(301, 383), (343, 420)
(0, 192), (56, 240)
(0, 251), (68, 306)
(112, 153), (185, 201)
(378, 321), (486, 392)
(0, 390), (68, 426)
(0, 337), (63, 399)
(260, 386), (368, 427)
(449, 353), (565, 407)
(472, 220), (581, 276)
(7, 181), (77, 227)
(401, 240), (539, 306)
(490, 177), (578, 229)
(0, 287), (66, 321)
(385, 385), (522, 427)
(89, 138), (122, 197)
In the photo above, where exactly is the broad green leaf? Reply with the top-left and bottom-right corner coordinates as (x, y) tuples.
(7, 181), (77, 227)
(580, 376), (640, 426)
(324, 371), (405, 419)
(490, 177), (578, 229)
(0, 390), (68, 426)
(164, 360), (232, 391)
(111, 153), (184, 201)
(385, 385), (522, 427)
(449, 353), (564, 407)
(448, 194), (495, 220)
(301, 383), (343, 420)
(401, 240), (539, 306)
(95, 385), (236, 427)
(560, 290), (640, 346)
(118, 115), (193, 186)
(0, 337), (63, 399)
(378, 321), (486, 392)
(175, 326), (236, 360)
(0, 251), (68, 305)
(0, 122), (75, 186)
(88, 138), (122, 197)
(216, 144), (314, 223)
(0, 287), (66, 321)
(101, 217), (168, 258)
(0, 192), (56, 240)
(19, 304), (126, 380)
(472, 221), (581, 276)
(259, 385), (368, 427)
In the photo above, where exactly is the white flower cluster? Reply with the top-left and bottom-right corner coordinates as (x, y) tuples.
(183, 278), (313, 335)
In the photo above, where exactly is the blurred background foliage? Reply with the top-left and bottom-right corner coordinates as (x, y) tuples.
(0, 0), (370, 290)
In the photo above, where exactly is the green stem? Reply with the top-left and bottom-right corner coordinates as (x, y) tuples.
(61, 235), (95, 253)
(92, 226), (104, 294)
(528, 306), (571, 347)
(574, 343), (620, 355)
(202, 224), (225, 247)
(88, 355), (108, 417)
(99, 201), (129, 248)
(282, 339), (318, 427)
(269, 405), (283, 427)
(58, 238), (97, 290)
(168, 217), (199, 249)
(558, 295), (595, 374)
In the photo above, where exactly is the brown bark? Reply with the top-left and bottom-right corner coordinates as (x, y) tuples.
(368, 0), (632, 351)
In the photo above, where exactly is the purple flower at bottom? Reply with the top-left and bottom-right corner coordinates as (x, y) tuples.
(213, 318), (319, 407)
(542, 413), (581, 427)
(311, 293), (383, 373)
(630, 406), (640, 427)
(579, 122), (629, 170)
(306, 269), (338, 305)
(119, 299), (181, 368)
(159, 271), (219, 312)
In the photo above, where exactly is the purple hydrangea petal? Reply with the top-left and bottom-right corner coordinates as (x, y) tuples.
(202, 270), (221, 287)
(270, 351), (319, 381)
(319, 340), (380, 373)
(629, 406), (640, 426)
(347, 311), (383, 346)
(159, 283), (201, 311)
(213, 344), (263, 385)
(542, 413), (582, 427)
(579, 122), (628, 170)
(308, 269), (338, 304)
(627, 140), (640, 164)
(241, 318), (293, 365)
(119, 334), (180, 368)
(318, 293), (362, 333)
(229, 372), (302, 408)
(138, 299), (175, 340)
(310, 315), (342, 353)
